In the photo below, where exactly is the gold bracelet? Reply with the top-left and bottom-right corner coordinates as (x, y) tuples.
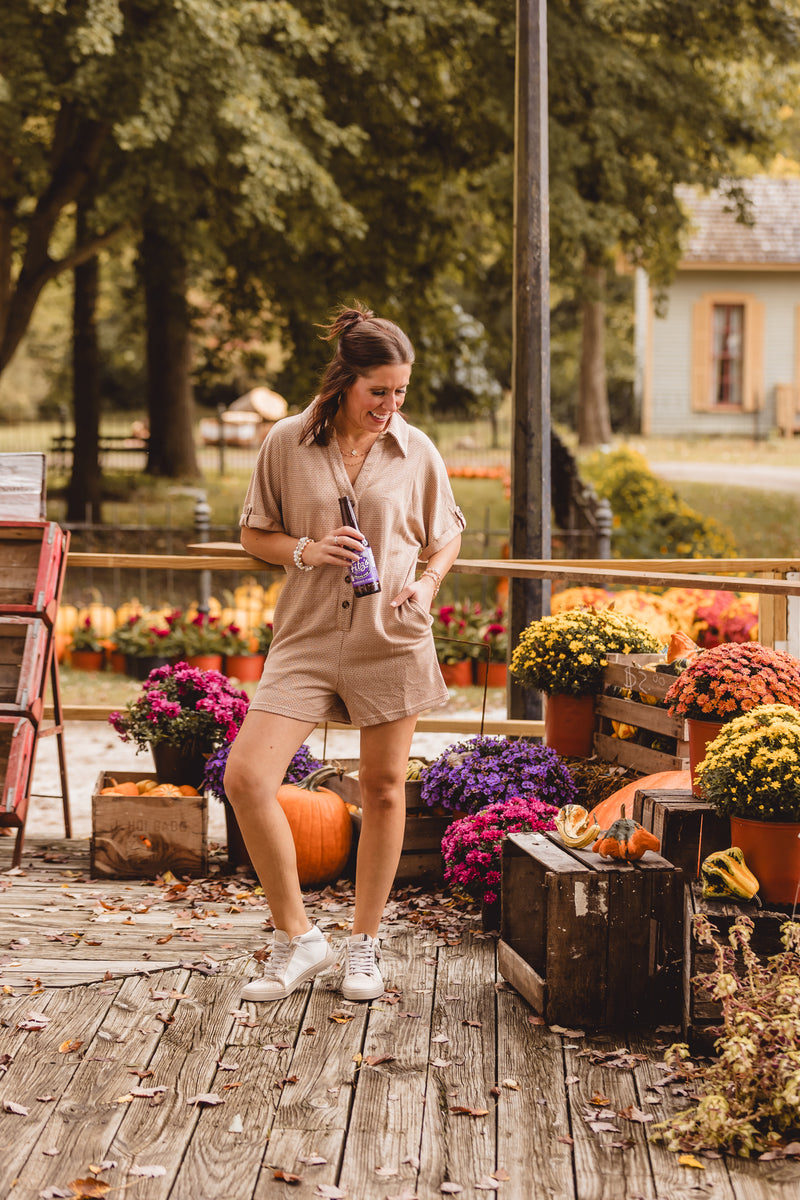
(420, 568), (442, 596)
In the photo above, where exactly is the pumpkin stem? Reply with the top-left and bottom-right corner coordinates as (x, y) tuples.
(296, 765), (342, 792)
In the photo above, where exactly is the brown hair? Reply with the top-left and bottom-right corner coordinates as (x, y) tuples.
(300, 301), (415, 445)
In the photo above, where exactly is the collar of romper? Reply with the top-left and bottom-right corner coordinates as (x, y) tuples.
(306, 400), (410, 458)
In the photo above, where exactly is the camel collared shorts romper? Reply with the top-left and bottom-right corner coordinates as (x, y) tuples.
(240, 405), (466, 727)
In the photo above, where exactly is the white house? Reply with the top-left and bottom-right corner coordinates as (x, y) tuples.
(636, 176), (800, 438)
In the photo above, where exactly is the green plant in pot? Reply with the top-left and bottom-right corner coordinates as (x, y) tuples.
(509, 607), (663, 758)
(695, 703), (800, 905)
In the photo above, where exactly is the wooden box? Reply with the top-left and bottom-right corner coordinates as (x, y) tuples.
(498, 831), (682, 1027)
(0, 717), (35, 819)
(683, 882), (791, 1051)
(91, 771), (208, 879)
(594, 654), (689, 774)
(326, 758), (457, 883)
(634, 789), (731, 882)
(0, 521), (67, 626)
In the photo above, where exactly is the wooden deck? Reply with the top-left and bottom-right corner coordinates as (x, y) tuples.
(1, 839), (795, 1200)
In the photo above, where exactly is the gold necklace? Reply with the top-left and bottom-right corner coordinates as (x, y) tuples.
(336, 434), (370, 460)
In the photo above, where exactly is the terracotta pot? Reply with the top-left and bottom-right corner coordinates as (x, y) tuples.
(186, 654), (224, 672)
(108, 649), (128, 675)
(544, 693), (595, 758)
(687, 718), (725, 796)
(473, 661), (508, 688)
(225, 803), (254, 872)
(440, 660), (473, 687)
(224, 653), (266, 682)
(151, 743), (208, 790)
(69, 649), (104, 672)
(730, 816), (800, 906)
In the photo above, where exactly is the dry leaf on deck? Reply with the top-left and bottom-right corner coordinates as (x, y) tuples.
(492, 1168), (511, 1182)
(66, 1179), (110, 1197)
(227, 1114), (244, 1133)
(187, 1092), (224, 1106)
(678, 1154), (706, 1169)
(364, 1054), (396, 1066)
(3, 1100), (29, 1115)
(618, 1105), (653, 1123)
(449, 1106), (489, 1117)
(440, 1185), (463, 1195)
(42, 1148), (60, 1157)
(329, 1010), (355, 1024)
(375, 1166), (398, 1177)
(474, 1179), (501, 1191)
(298, 1155), (328, 1166)
(273, 1169), (302, 1184)
(314, 1185), (347, 1198)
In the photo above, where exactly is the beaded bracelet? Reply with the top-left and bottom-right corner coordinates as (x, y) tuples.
(293, 536), (315, 571)
(420, 567), (442, 596)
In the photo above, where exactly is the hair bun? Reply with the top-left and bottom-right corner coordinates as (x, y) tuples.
(320, 302), (374, 342)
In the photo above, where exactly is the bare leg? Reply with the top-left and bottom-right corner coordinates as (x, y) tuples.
(224, 710), (316, 938)
(352, 713), (418, 936)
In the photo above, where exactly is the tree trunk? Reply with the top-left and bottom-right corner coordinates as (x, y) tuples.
(66, 202), (103, 523)
(577, 259), (612, 446)
(140, 221), (200, 478)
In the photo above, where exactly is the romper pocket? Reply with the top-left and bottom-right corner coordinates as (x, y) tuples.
(393, 596), (434, 637)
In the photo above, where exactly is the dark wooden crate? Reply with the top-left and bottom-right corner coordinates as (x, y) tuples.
(594, 654), (689, 774)
(498, 831), (682, 1028)
(91, 771), (208, 879)
(635, 789), (731, 883)
(326, 758), (456, 883)
(682, 882), (792, 1052)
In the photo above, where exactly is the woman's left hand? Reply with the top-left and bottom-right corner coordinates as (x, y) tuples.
(390, 574), (437, 611)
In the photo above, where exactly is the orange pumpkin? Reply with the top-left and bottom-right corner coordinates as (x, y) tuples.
(589, 770), (691, 829)
(148, 783), (184, 796)
(100, 780), (139, 796)
(276, 766), (352, 886)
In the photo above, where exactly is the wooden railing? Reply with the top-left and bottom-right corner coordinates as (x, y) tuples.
(45, 548), (800, 738)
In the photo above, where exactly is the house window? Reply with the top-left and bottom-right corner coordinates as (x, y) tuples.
(712, 304), (744, 406)
(691, 292), (763, 413)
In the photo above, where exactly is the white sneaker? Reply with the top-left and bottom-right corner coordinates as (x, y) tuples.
(241, 925), (336, 1001)
(342, 932), (384, 1001)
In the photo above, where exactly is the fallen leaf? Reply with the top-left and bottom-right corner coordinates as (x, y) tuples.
(228, 1114), (244, 1133)
(492, 1168), (511, 1181)
(431, 1034), (449, 1044)
(217, 1061), (239, 1071)
(549, 1024), (585, 1037)
(42, 1147), (60, 1157)
(128, 1165), (166, 1178)
(40, 1188), (72, 1199)
(449, 1106), (489, 1117)
(66, 1179), (110, 1198)
(462, 1019), (482, 1028)
(37, 1094), (56, 1103)
(402, 1156), (421, 1169)
(3, 1099), (29, 1115)
(527, 1015), (546, 1026)
(556, 1135), (574, 1146)
(273, 1169), (303, 1184)
(440, 1185), (463, 1195)
(430, 1058), (452, 1069)
(329, 1010), (355, 1024)
(298, 1155), (328, 1165)
(678, 1154), (706, 1170)
(364, 1054), (396, 1066)
(590, 1092), (611, 1106)
(18, 1012), (50, 1030)
(88, 1162), (116, 1175)
(501, 1078), (519, 1090)
(618, 1105), (653, 1124)
(474, 1180), (501, 1192)
(314, 1186), (347, 1198)
(187, 1092), (224, 1106)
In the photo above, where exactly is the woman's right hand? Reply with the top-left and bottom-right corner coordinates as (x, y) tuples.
(302, 525), (365, 568)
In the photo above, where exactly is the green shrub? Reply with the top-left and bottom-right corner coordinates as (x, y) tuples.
(581, 446), (736, 559)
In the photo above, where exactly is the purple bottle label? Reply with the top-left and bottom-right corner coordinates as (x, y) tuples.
(351, 545), (380, 589)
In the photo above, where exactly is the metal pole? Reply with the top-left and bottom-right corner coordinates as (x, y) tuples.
(194, 491), (212, 616)
(509, 0), (552, 722)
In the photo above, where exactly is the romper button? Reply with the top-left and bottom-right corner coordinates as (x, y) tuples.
(344, 574), (351, 583)
(342, 600), (350, 609)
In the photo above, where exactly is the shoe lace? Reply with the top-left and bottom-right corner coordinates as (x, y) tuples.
(264, 938), (292, 981)
(347, 938), (376, 977)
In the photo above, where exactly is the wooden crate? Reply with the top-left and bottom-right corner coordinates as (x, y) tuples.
(0, 717), (36, 819)
(498, 831), (682, 1027)
(634, 788), (731, 882)
(594, 653), (689, 773)
(91, 771), (208, 879)
(326, 758), (457, 883)
(683, 882), (791, 1051)
(0, 521), (67, 626)
(0, 617), (49, 725)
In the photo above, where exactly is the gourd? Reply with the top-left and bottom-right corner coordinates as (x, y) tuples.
(701, 847), (760, 902)
(276, 766), (353, 886)
(589, 770), (690, 830)
(592, 805), (661, 860)
(555, 804), (601, 849)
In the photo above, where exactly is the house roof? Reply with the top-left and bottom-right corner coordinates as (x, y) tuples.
(677, 176), (800, 266)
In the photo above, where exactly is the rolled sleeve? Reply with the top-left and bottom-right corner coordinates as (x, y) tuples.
(239, 429), (286, 533)
(417, 451), (467, 558)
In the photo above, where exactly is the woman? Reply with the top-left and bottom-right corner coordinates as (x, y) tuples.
(225, 303), (465, 1003)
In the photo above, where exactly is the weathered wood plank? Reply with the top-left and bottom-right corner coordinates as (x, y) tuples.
(496, 985), (576, 1199)
(6, 970), (190, 1197)
(563, 1034), (658, 1200)
(417, 935), (497, 1196)
(339, 928), (437, 1198)
(103, 960), (249, 1189)
(0, 981), (121, 1191)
